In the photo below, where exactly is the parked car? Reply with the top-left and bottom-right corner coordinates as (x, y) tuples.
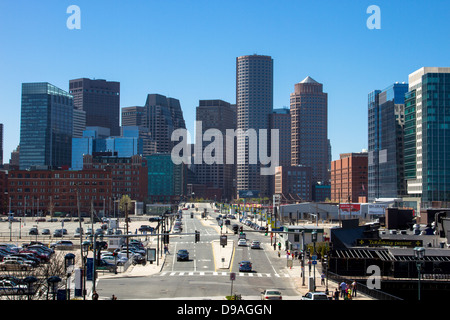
(28, 227), (39, 235)
(41, 229), (50, 235)
(0, 279), (27, 295)
(301, 292), (329, 300)
(101, 255), (128, 266)
(251, 240), (261, 249)
(139, 225), (153, 233)
(0, 260), (32, 271)
(50, 240), (73, 249)
(177, 249), (189, 261)
(96, 259), (117, 272)
(52, 229), (63, 237)
(261, 289), (282, 300)
(239, 261), (252, 272)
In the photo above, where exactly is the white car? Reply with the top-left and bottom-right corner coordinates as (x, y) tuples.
(238, 239), (247, 246)
(261, 289), (282, 300)
(301, 292), (329, 300)
(250, 240), (261, 249)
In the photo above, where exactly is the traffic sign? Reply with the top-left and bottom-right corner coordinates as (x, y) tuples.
(312, 255), (317, 261)
(312, 261), (317, 265)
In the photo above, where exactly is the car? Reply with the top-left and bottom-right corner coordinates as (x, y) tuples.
(41, 229), (50, 235)
(0, 280), (27, 295)
(28, 227), (39, 235)
(173, 226), (181, 233)
(239, 261), (252, 272)
(74, 227), (83, 237)
(50, 240), (73, 249)
(0, 260), (32, 271)
(139, 225), (153, 233)
(301, 292), (330, 300)
(101, 255), (128, 266)
(261, 289), (282, 300)
(238, 239), (247, 246)
(239, 233), (246, 239)
(177, 249), (189, 261)
(96, 259), (117, 272)
(251, 240), (261, 249)
(52, 229), (63, 237)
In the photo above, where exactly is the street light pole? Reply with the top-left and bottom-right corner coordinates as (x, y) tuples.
(414, 247), (425, 301)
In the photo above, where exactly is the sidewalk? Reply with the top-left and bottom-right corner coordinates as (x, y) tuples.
(262, 242), (373, 300)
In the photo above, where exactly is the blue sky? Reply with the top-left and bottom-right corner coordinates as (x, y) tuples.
(0, 0), (449, 162)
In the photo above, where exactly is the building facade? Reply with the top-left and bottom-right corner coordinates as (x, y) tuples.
(195, 99), (236, 201)
(290, 76), (329, 185)
(274, 165), (312, 202)
(236, 54), (273, 198)
(69, 78), (120, 136)
(7, 168), (112, 216)
(143, 94), (186, 154)
(404, 67), (450, 207)
(368, 83), (408, 201)
(0, 123), (3, 166)
(19, 83), (73, 170)
(331, 152), (368, 203)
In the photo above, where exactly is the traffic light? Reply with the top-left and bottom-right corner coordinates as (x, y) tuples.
(239, 226), (243, 233)
(264, 226), (268, 236)
(163, 233), (169, 244)
(195, 230), (200, 243)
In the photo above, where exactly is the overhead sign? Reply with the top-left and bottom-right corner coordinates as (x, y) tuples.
(239, 190), (260, 198)
(368, 204), (387, 215)
(357, 239), (423, 248)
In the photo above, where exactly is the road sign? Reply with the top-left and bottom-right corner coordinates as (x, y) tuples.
(312, 255), (317, 261)
(312, 261), (317, 265)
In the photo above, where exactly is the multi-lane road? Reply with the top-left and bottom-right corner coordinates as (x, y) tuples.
(95, 203), (302, 300)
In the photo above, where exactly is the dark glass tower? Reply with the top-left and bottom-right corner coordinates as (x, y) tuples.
(69, 78), (120, 136)
(19, 83), (73, 169)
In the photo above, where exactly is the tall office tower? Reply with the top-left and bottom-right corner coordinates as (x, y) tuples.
(122, 106), (145, 127)
(19, 83), (73, 169)
(404, 67), (450, 207)
(236, 54), (273, 197)
(290, 76), (329, 185)
(69, 78), (120, 136)
(270, 108), (291, 167)
(143, 94), (186, 154)
(73, 109), (86, 138)
(0, 123), (3, 165)
(368, 83), (408, 202)
(196, 99), (236, 201)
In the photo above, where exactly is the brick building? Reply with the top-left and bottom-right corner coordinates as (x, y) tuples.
(331, 152), (368, 203)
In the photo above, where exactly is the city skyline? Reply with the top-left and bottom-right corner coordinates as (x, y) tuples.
(1, 1), (449, 164)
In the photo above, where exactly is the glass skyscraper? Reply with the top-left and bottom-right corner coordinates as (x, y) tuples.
(20, 83), (73, 169)
(404, 67), (450, 207)
(368, 83), (408, 201)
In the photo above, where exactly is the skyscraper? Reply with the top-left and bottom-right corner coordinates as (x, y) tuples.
(236, 54), (273, 197)
(368, 83), (408, 202)
(19, 82), (73, 169)
(290, 76), (329, 185)
(0, 123), (3, 165)
(69, 78), (120, 136)
(195, 99), (236, 200)
(143, 94), (186, 154)
(404, 67), (450, 207)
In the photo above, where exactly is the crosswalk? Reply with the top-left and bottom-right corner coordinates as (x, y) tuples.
(158, 271), (290, 278)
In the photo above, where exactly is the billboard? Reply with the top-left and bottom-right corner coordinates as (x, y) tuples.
(339, 203), (361, 215)
(238, 190), (260, 198)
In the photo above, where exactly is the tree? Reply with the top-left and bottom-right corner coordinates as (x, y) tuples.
(118, 195), (132, 214)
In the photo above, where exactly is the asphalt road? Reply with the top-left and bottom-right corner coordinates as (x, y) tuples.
(94, 203), (302, 300)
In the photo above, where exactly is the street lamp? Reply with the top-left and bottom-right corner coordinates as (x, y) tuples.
(414, 246), (425, 300)
(311, 230), (317, 292)
(46, 276), (61, 300)
(24, 276), (37, 300)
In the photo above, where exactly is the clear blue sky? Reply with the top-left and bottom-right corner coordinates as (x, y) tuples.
(0, 0), (449, 163)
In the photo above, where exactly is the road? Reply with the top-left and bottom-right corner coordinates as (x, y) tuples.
(95, 203), (302, 300)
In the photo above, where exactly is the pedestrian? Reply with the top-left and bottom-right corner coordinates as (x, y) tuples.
(277, 251), (281, 258)
(111, 294), (117, 300)
(321, 272), (325, 285)
(92, 291), (99, 300)
(164, 244), (170, 254)
(339, 281), (346, 298)
(334, 288), (339, 300)
(352, 280), (357, 297)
